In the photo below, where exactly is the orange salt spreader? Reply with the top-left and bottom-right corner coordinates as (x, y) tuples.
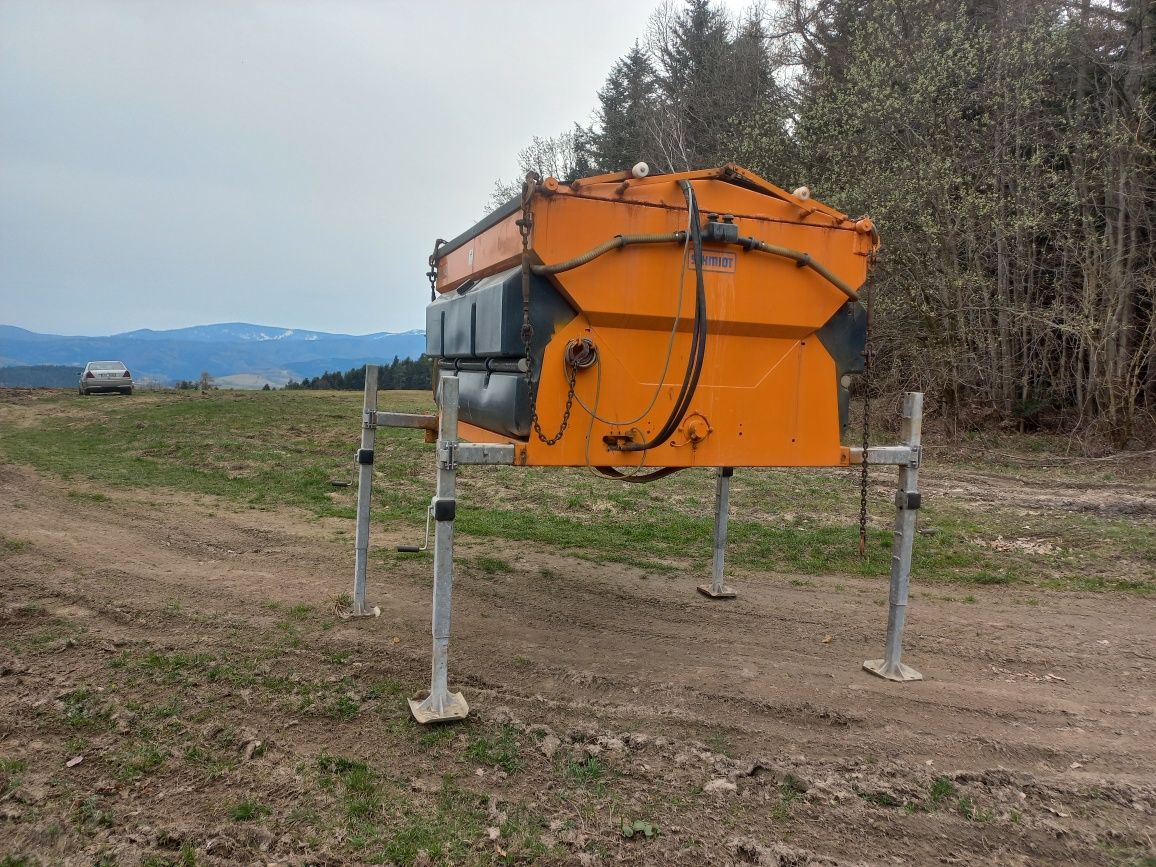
(425, 164), (878, 473)
(351, 164), (927, 725)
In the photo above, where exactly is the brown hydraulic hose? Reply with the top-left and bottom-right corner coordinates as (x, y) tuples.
(744, 240), (860, 302)
(531, 232), (687, 276)
(530, 231), (861, 302)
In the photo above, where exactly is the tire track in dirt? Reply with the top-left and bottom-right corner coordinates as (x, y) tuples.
(2, 461), (1155, 864)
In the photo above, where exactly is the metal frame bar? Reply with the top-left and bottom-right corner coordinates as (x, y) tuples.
(370, 411), (438, 431)
(697, 467), (737, 598)
(350, 364), (379, 617)
(848, 445), (918, 466)
(863, 392), (924, 682)
(409, 375), (469, 723)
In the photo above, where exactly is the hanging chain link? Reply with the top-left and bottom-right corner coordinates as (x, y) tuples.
(517, 171), (576, 445)
(858, 251), (877, 558)
(426, 239), (446, 303)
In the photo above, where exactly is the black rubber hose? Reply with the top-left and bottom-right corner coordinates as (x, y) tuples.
(592, 466), (686, 483)
(618, 184), (706, 451)
(617, 180), (708, 452)
(664, 185), (709, 430)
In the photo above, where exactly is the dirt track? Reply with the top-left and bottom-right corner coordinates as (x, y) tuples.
(2, 456), (1155, 865)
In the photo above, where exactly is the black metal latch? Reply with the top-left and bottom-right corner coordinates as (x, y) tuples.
(895, 491), (922, 510)
(432, 497), (456, 522)
(356, 448), (375, 466)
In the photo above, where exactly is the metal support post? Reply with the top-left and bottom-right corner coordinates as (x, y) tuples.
(864, 392), (924, 682)
(350, 364), (379, 617)
(698, 467), (737, 599)
(409, 375), (469, 723)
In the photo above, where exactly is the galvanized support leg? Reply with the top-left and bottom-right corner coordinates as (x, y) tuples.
(409, 375), (469, 723)
(350, 364), (379, 617)
(864, 392), (924, 682)
(698, 467), (737, 599)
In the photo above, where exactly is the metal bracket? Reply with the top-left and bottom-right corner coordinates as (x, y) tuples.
(356, 448), (375, 466)
(908, 445), (922, 468)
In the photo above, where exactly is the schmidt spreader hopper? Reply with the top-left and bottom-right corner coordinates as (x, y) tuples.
(349, 164), (927, 723)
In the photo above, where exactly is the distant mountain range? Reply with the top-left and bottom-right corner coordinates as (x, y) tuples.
(0, 322), (427, 388)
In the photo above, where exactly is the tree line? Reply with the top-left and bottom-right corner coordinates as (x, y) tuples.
(0, 365), (81, 388)
(284, 356), (432, 391)
(495, 0), (1154, 444)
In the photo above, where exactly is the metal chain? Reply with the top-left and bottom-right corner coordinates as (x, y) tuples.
(858, 252), (877, 558)
(517, 171), (576, 445)
(426, 238), (445, 303)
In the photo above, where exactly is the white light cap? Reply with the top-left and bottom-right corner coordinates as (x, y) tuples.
(631, 162), (650, 179)
(792, 185), (811, 200)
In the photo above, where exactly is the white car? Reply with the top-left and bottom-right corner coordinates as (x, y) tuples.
(79, 361), (133, 395)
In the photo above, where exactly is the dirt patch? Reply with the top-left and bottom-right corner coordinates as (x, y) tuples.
(1, 463), (1154, 865)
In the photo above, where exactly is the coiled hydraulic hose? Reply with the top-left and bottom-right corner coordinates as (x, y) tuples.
(616, 179), (707, 453)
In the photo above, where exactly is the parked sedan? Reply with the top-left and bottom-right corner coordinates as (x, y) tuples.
(79, 361), (133, 395)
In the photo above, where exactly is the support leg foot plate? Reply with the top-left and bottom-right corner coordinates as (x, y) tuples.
(862, 659), (923, 682)
(697, 584), (737, 599)
(408, 691), (469, 724)
(335, 605), (381, 621)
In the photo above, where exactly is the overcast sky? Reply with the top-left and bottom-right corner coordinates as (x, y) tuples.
(0, 0), (750, 337)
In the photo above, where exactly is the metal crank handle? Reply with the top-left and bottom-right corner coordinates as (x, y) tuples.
(396, 504), (434, 553)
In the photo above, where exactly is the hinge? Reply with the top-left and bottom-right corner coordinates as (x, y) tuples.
(437, 442), (456, 471)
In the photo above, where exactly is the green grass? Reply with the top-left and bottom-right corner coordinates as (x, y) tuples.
(326, 693), (361, 721)
(928, 775), (956, 806)
(59, 689), (112, 730)
(315, 754), (504, 865)
(1, 535), (30, 554)
(417, 725), (458, 749)
(0, 757), (27, 798)
(957, 796), (994, 822)
(859, 789), (902, 808)
(560, 755), (606, 788)
(473, 555), (515, 575)
(183, 745), (236, 780)
(466, 725), (522, 773)
(2, 389), (1152, 592)
(139, 846), (196, 867)
(770, 778), (803, 822)
(72, 795), (115, 831)
(110, 740), (166, 782)
(227, 798), (270, 821)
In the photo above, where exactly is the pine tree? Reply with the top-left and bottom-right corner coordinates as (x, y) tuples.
(654, 0), (734, 167)
(592, 43), (660, 171)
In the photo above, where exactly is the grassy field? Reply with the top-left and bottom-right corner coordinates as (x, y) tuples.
(3, 388), (1155, 866)
(2, 388), (1152, 594)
